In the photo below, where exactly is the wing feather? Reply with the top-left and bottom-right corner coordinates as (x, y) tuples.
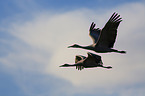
(89, 22), (101, 43)
(96, 12), (122, 48)
(75, 55), (86, 63)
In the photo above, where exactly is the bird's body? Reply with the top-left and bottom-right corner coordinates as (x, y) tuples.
(68, 43), (124, 53)
(68, 12), (126, 54)
(60, 52), (112, 70)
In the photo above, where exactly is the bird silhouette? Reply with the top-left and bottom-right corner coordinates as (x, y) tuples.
(59, 52), (112, 70)
(68, 12), (126, 54)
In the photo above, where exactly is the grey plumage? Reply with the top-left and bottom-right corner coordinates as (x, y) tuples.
(68, 12), (126, 54)
(59, 52), (112, 71)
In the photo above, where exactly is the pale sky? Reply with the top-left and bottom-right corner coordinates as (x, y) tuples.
(0, 0), (145, 96)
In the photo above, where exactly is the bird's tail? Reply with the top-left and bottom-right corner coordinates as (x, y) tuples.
(119, 51), (126, 54)
(103, 66), (112, 69)
(111, 49), (126, 54)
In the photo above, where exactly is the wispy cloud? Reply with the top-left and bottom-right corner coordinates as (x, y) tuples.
(0, 1), (145, 96)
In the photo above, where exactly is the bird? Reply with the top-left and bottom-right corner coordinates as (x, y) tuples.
(59, 52), (112, 70)
(68, 12), (126, 54)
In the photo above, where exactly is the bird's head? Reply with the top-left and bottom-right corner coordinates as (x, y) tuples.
(59, 64), (70, 67)
(68, 44), (80, 48)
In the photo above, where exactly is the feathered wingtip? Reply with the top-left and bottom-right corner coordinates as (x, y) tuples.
(76, 66), (84, 71)
(89, 22), (96, 31)
(109, 12), (122, 22)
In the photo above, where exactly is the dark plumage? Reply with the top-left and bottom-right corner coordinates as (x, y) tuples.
(59, 52), (112, 70)
(68, 12), (126, 54)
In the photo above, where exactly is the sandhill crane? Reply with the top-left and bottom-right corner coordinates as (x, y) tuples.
(60, 52), (112, 70)
(68, 12), (126, 54)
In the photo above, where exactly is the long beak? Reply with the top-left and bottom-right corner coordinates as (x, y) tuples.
(59, 65), (63, 67)
(67, 46), (71, 48)
(59, 65), (66, 67)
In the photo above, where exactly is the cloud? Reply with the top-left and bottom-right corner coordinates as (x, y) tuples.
(0, 2), (145, 96)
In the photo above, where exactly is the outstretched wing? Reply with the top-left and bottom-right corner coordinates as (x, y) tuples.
(88, 52), (102, 63)
(89, 22), (101, 43)
(75, 55), (86, 70)
(83, 53), (96, 66)
(75, 55), (86, 63)
(97, 12), (122, 48)
(76, 66), (84, 71)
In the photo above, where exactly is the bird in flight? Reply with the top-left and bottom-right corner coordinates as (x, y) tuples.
(68, 12), (126, 54)
(60, 52), (112, 71)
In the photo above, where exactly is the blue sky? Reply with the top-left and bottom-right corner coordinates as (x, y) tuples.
(0, 0), (144, 19)
(0, 0), (145, 96)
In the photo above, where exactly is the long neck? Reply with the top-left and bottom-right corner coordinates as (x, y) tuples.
(61, 63), (82, 67)
(76, 45), (94, 50)
(64, 64), (76, 67)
